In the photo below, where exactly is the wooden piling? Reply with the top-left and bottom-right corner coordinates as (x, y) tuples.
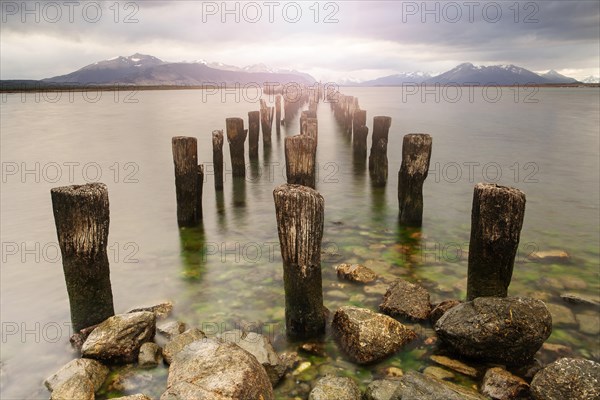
(305, 118), (318, 146)
(260, 99), (274, 147)
(352, 125), (369, 160)
(172, 136), (203, 226)
(275, 95), (282, 134)
(285, 135), (317, 188)
(50, 183), (114, 331)
(398, 134), (433, 226)
(226, 118), (247, 178)
(212, 130), (224, 191)
(352, 109), (367, 138)
(368, 116), (392, 187)
(467, 183), (526, 300)
(273, 184), (326, 338)
(248, 111), (260, 160)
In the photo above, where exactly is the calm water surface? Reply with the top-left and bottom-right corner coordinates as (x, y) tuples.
(1, 87), (599, 398)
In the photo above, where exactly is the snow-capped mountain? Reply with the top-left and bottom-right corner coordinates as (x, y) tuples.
(42, 54), (316, 85)
(540, 70), (578, 84)
(581, 75), (600, 84)
(361, 72), (433, 86)
(425, 63), (550, 85)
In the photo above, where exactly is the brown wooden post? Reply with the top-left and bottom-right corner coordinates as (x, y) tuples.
(260, 99), (274, 147)
(226, 118), (247, 178)
(273, 184), (326, 338)
(352, 109), (367, 138)
(212, 130), (224, 191)
(248, 111), (260, 160)
(50, 183), (114, 331)
(275, 95), (282, 134)
(353, 125), (369, 160)
(467, 183), (526, 300)
(285, 135), (317, 188)
(368, 116), (392, 187)
(305, 118), (318, 146)
(398, 134), (433, 226)
(172, 136), (203, 226)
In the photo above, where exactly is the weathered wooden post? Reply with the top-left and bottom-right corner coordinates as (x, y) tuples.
(305, 118), (318, 146)
(352, 109), (367, 138)
(273, 184), (326, 338)
(226, 118), (247, 178)
(248, 111), (260, 160)
(353, 125), (369, 160)
(368, 116), (392, 187)
(467, 183), (526, 300)
(285, 135), (317, 188)
(172, 136), (203, 226)
(398, 134), (433, 226)
(50, 183), (115, 331)
(212, 130), (224, 191)
(260, 99), (274, 147)
(275, 95), (282, 134)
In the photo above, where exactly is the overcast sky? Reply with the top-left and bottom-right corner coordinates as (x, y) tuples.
(1, 0), (599, 81)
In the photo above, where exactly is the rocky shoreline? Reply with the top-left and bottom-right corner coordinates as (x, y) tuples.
(45, 268), (600, 400)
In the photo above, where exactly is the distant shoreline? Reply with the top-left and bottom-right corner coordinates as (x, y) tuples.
(1, 82), (598, 93)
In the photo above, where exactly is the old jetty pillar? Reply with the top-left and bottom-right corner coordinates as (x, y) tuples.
(50, 183), (115, 331)
(467, 183), (526, 300)
(172, 136), (203, 226)
(260, 99), (274, 147)
(352, 109), (367, 138)
(398, 134), (433, 226)
(353, 126), (369, 160)
(226, 117), (247, 178)
(368, 116), (392, 186)
(285, 135), (317, 188)
(275, 94), (282, 134)
(212, 130), (224, 191)
(248, 111), (260, 160)
(274, 184), (326, 338)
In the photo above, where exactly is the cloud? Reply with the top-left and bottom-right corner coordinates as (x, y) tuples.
(0, 1), (598, 80)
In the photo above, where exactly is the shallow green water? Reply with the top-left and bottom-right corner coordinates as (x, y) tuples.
(1, 87), (598, 398)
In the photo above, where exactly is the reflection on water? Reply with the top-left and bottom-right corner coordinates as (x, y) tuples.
(0, 87), (598, 398)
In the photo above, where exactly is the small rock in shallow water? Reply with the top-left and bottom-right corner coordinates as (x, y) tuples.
(309, 376), (361, 400)
(429, 300), (461, 324)
(299, 342), (327, 357)
(332, 306), (416, 364)
(111, 395), (152, 400)
(50, 374), (94, 400)
(429, 355), (478, 378)
(423, 366), (455, 381)
(45, 358), (108, 393)
(129, 302), (173, 319)
(561, 293), (600, 307)
(363, 379), (403, 400)
(157, 321), (186, 339)
(81, 312), (156, 364)
(530, 358), (600, 400)
(527, 250), (570, 264)
(397, 371), (487, 400)
(379, 279), (431, 321)
(138, 342), (161, 368)
(382, 366), (404, 378)
(480, 367), (529, 400)
(162, 328), (206, 364)
(546, 303), (578, 327)
(335, 263), (377, 283)
(434, 297), (552, 365)
(576, 311), (600, 336)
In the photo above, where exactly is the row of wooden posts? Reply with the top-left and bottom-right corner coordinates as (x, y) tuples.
(49, 88), (526, 340)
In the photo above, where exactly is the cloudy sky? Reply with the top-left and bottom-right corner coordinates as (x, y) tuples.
(1, 0), (599, 81)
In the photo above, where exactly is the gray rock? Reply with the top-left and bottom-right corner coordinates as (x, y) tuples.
(157, 321), (186, 339)
(45, 358), (109, 392)
(480, 367), (529, 400)
(395, 371), (487, 400)
(435, 297), (552, 365)
(163, 328), (206, 364)
(379, 279), (431, 321)
(308, 376), (361, 400)
(138, 342), (161, 368)
(220, 329), (283, 385)
(429, 300), (461, 324)
(364, 379), (403, 400)
(50, 374), (94, 400)
(332, 306), (416, 364)
(335, 263), (377, 283)
(530, 358), (600, 400)
(112, 395), (152, 400)
(82, 312), (156, 363)
(160, 338), (274, 399)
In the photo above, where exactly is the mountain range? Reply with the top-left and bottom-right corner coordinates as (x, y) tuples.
(1, 54), (594, 88)
(40, 53), (316, 86)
